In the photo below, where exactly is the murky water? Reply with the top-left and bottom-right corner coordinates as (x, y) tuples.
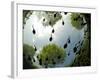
(23, 12), (87, 67)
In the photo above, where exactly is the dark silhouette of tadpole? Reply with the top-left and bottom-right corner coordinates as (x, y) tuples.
(23, 26), (24, 29)
(39, 59), (42, 65)
(68, 52), (70, 56)
(78, 41), (80, 44)
(52, 28), (55, 33)
(53, 61), (56, 65)
(33, 58), (35, 62)
(45, 57), (48, 61)
(37, 55), (39, 59)
(28, 56), (31, 61)
(63, 42), (67, 49)
(34, 46), (37, 51)
(43, 18), (45, 22)
(52, 59), (56, 65)
(64, 12), (67, 15)
(33, 44), (37, 51)
(58, 55), (61, 59)
(81, 41), (83, 46)
(45, 64), (48, 68)
(67, 37), (71, 43)
(32, 25), (36, 34)
(49, 34), (53, 42)
(49, 21), (51, 25)
(73, 47), (77, 53)
(81, 23), (87, 26)
(62, 21), (64, 25)
(54, 13), (57, 18)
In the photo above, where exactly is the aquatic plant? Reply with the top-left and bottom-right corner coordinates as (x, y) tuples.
(71, 13), (84, 30)
(38, 44), (66, 68)
(23, 44), (37, 69)
(23, 10), (33, 25)
(35, 11), (62, 27)
(70, 37), (90, 66)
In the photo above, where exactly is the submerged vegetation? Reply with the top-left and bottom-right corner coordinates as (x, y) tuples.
(70, 13), (91, 66)
(71, 13), (84, 30)
(38, 44), (66, 68)
(23, 10), (62, 28)
(23, 44), (37, 69)
(23, 10), (33, 26)
(35, 11), (62, 27)
(70, 38), (91, 66)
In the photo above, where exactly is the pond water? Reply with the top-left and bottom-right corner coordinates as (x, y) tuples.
(23, 12), (87, 68)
